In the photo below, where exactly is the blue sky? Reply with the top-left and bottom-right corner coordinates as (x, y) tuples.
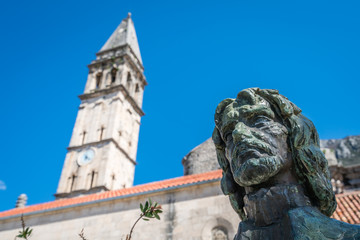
(0, 0), (359, 211)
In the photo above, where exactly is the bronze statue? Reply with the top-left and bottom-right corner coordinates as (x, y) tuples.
(213, 88), (360, 239)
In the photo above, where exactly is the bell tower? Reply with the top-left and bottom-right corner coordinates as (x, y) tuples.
(55, 13), (146, 199)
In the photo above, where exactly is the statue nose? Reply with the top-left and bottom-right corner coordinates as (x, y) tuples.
(232, 122), (252, 144)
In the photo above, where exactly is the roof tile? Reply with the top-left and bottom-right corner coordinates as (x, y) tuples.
(332, 191), (360, 224)
(0, 170), (222, 219)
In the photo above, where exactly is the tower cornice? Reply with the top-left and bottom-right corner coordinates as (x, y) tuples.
(78, 84), (145, 117)
(95, 44), (144, 72)
(54, 186), (108, 199)
(88, 45), (147, 87)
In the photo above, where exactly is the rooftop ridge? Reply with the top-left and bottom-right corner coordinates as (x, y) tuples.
(335, 190), (360, 198)
(0, 170), (222, 219)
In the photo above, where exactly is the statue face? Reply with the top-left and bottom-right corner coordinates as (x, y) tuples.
(214, 88), (337, 217)
(218, 89), (290, 187)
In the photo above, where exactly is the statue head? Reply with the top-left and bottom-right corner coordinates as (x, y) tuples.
(212, 88), (336, 219)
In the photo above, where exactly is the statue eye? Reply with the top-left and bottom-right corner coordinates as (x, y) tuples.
(253, 116), (271, 127)
(224, 133), (232, 142)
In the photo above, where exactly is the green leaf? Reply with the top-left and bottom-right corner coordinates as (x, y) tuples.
(144, 201), (149, 211)
(149, 198), (152, 206)
(140, 203), (144, 212)
(155, 213), (160, 220)
(142, 218), (149, 221)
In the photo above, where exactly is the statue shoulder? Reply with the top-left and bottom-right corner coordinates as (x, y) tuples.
(289, 206), (360, 240)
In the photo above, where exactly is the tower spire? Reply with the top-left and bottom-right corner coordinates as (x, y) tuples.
(98, 14), (142, 65)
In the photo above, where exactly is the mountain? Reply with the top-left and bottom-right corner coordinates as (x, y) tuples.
(320, 135), (360, 166)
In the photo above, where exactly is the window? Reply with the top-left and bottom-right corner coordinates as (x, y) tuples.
(81, 131), (87, 145)
(135, 84), (141, 102)
(88, 170), (98, 189)
(95, 72), (102, 89)
(111, 68), (117, 84)
(90, 171), (95, 188)
(110, 174), (116, 189)
(99, 126), (105, 141)
(212, 227), (228, 240)
(126, 72), (132, 89)
(69, 174), (77, 192)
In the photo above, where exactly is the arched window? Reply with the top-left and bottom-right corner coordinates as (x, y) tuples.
(111, 68), (117, 84)
(80, 130), (87, 145)
(88, 170), (98, 189)
(110, 174), (116, 189)
(95, 72), (102, 89)
(90, 171), (95, 188)
(201, 218), (233, 240)
(69, 174), (77, 192)
(99, 126), (105, 141)
(135, 84), (141, 103)
(126, 72), (132, 89)
(212, 226), (228, 240)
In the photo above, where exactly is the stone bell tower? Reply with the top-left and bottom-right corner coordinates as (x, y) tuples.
(55, 13), (146, 199)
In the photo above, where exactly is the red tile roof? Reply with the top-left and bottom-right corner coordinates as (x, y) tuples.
(1, 169), (359, 226)
(332, 190), (360, 224)
(0, 170), (222, 219)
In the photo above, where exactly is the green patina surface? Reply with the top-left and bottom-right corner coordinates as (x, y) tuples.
(213, 88), (360, 239)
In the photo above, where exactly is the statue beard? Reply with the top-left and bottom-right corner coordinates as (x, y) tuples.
(230, 141), (285, 187)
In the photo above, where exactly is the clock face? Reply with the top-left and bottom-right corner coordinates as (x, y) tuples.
(77, 149), (95, 166)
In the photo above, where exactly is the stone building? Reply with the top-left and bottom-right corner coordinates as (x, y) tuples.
(321, 136), (360, 192)
(0, 14), (360, 240)
(56, 13), (146, 199)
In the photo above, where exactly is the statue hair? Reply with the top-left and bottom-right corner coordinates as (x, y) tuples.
(213, 88), (337, 219)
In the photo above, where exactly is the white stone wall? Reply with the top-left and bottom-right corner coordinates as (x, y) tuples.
(0, 181), (240, 240)
(57, 83), (142, 195)
(321, 147), (338, 166)
(104, 142), (135, 189)
(56, 141), (136, 194)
